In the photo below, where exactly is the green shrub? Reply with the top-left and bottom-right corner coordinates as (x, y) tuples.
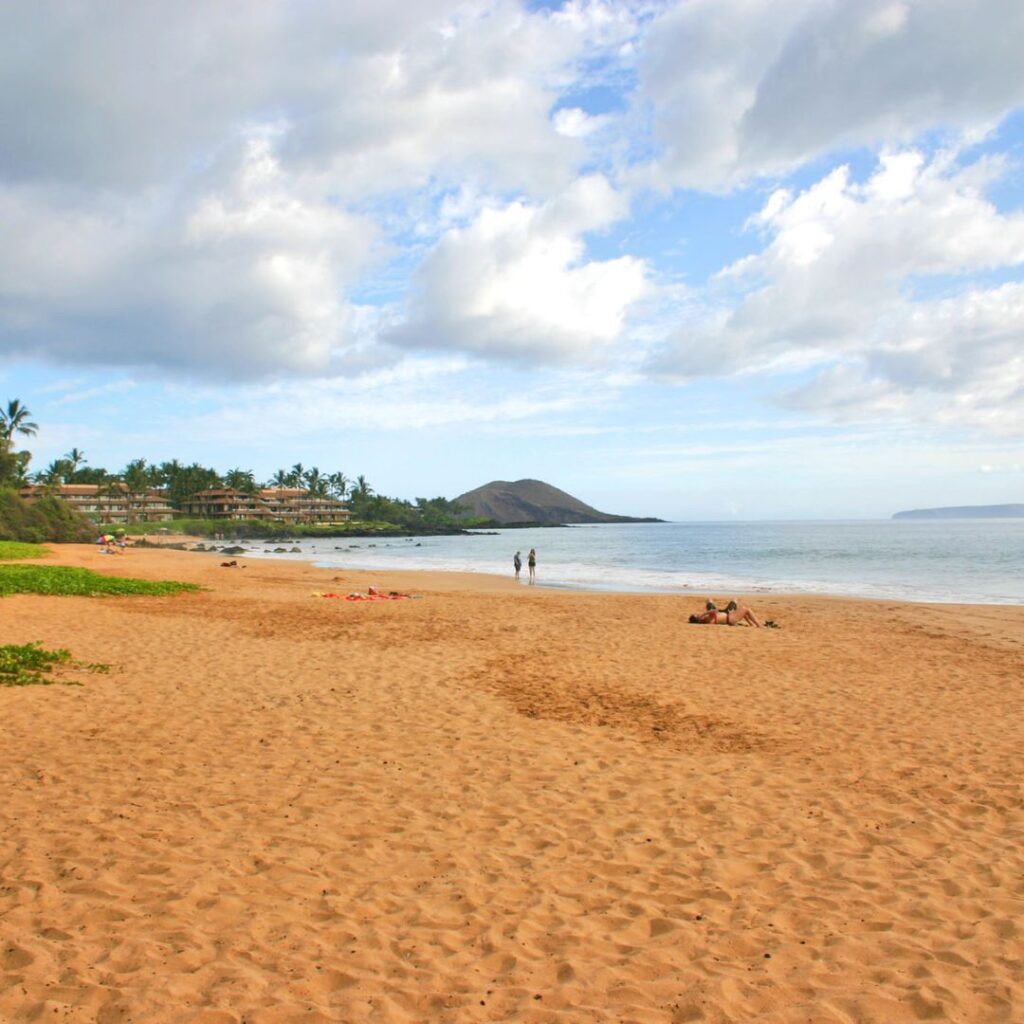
(0, 564), (199, 597)
(30, 494), (97, 542)
(0, 489), (95, 543)
(0, 488), (35, 541)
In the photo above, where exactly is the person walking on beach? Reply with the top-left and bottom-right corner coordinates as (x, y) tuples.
(527, 548), (536, 584)
(513, 551), (522, 581)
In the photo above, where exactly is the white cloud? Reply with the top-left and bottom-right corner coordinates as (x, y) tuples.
(50, 380), (137, 407)
(636, 0), (1024, 189)
(2, 0), (1024, 441)
(0, 0), (648, 381)
(0, 1), (624, 199)
(389, 175), (649, 362)
(0, 135), (379, 377)
(650, 147), (1024, 430)
(553, 106), (610, 138)
(161, 361), (615, 440)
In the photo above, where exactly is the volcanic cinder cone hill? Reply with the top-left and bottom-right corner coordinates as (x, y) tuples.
(454, 479), (662, 526)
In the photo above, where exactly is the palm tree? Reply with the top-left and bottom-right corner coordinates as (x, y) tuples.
(64, 447), (87, 471)
(165, 463), (221, 509)
(268, 468), (290, 489)
(224, 467), (257, 493)
(73, 466), (112, 485)
(328, 472), (349, 501)
(303, 466), (327, 497)
(120, 458), (152, 523)
(154, 459), (182, 487)
(287, 462), (305, 488)
(36, 459), (71, 486)
(347, 475), (373, 518)
(0, 399), (39, 442)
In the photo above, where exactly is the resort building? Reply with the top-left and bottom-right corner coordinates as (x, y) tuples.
(22, 483), (352, 526)
(177, 487), (351, 524)
(176, 488), (266, 522)
(18, 484), (177, 525)
(257, 488), (352, 524)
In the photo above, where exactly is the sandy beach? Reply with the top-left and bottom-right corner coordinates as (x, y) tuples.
(1, 544), (1022, 1024)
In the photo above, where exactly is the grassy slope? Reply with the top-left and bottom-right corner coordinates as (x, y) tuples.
(0, 564), (199, 597)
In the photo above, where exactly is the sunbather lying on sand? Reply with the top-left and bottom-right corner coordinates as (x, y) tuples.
(312, 590), (416, 601)
(689, 600), (763, 627)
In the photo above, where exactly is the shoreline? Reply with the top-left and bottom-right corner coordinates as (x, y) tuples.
(2, 544), (1022, 1021)
(139, 536), (1024, 606)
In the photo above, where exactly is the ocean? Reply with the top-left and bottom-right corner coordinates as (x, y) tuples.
(242, 519), (1024, 605)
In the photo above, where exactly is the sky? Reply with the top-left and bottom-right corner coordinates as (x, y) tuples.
(2, 0), (1023, 520)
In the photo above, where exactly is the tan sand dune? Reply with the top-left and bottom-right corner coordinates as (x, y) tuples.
(1, 544), (1022, 1023)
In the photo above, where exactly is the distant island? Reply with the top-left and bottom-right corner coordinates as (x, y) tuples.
(455, 478), (662, 526)
(893, 504), (1024, 519)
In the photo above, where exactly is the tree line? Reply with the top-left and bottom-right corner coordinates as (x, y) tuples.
(0, 398), (473, 528)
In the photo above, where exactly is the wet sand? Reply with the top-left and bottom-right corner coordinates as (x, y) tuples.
(1, 544), (1022, 1023)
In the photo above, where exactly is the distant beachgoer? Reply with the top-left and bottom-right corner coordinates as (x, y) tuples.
(527, 548), (536, 584)
(513, 551), (522, 580)
(689, 600), (763, 627)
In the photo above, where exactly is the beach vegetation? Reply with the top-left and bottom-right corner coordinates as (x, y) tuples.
(127, 517), (421, 539)
(0, 398), (39, 492)
(0, 399), (39, 442)
(0, 444), (31, 488)
(0, 489), (96, 543)
(0, 540), (48, 559)
(224, 467), (259, 493)
(0, 641), (110, 687)
(5, 396), (486, 535)
(0, 564), (199, 597)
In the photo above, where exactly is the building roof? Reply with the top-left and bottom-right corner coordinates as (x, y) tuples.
(20, 483), (103, 495)
(188, 489), (257, 498)
(19, 483), (172, 500)
(260, 488), (308, 498)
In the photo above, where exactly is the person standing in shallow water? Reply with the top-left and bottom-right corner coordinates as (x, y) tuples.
(513, 551), (522, 581)
(527, 548), (536, 584)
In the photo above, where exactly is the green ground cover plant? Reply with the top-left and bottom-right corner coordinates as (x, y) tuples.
(0, 540), (48, 559)
(0, 641), (110, 687)
(0, 564), (199, 597)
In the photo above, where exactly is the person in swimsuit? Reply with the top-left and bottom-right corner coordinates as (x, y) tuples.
(513, 551), (522, 580)
(689, 600), (763, 627)
(527, 548), (536, 584)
